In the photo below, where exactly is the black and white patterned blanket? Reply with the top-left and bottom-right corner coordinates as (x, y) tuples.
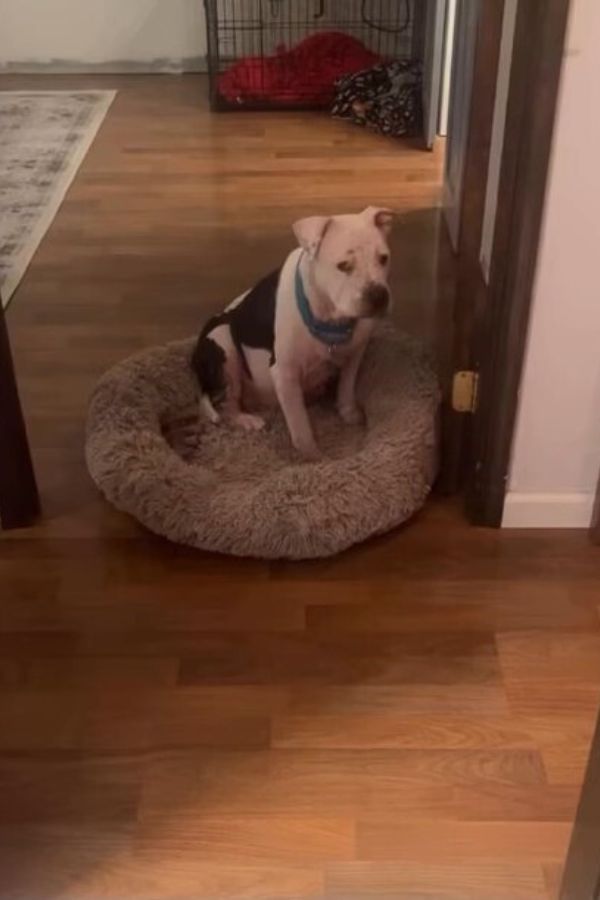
(332, 59), (422, 139)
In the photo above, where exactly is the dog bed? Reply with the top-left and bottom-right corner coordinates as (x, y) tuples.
(85, 329), (439, 560)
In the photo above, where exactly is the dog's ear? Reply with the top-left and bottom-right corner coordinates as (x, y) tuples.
(363, 206), (395, 236)
(292, 216), (332, 257)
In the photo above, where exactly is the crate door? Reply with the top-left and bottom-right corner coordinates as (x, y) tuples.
(422, 0), (447, 149)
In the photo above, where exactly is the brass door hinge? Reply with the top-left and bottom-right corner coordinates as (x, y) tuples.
(452, 370), (479, 413)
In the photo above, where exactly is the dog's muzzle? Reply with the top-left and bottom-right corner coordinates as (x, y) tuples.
(362, 283), (390, 317)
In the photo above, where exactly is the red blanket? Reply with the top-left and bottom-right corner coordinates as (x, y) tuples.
(218, 31), (380, 106)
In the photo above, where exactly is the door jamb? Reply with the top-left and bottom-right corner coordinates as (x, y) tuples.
(590, 473), (600, 543)
(464, 0), (572, 525)
(560, 706), (600, 899)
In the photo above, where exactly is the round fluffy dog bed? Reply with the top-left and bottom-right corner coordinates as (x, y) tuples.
(85, 329), (439, 559)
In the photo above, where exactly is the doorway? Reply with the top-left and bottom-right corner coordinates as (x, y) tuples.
(3, 4), (599, 900)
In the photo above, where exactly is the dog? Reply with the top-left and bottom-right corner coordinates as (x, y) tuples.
(191, 206), (394, 460)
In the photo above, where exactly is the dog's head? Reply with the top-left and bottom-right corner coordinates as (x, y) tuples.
(292, 206), (394, 319)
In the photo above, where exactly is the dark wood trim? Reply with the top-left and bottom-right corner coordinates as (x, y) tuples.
(590, 471), (600, 544)
(0, 297), (40, 529)
(438, 0), (505, 494)
(560, 707), (600, 899)
(466, 0), (572, 525)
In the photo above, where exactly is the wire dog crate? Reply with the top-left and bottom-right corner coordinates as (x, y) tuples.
(204, 0), (422, 111)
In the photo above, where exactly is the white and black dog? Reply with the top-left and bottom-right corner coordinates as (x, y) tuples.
(191, 206), (394, 460)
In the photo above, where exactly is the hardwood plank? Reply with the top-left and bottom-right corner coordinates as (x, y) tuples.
(0, 824), (322, 900)
(497, 632), (600, 681)
(282, 684), (511, 716)
(0, 692), (86, 750)
(0, 658), (25, 687)
(23, 656), (179, 688)
(325, 861), (548, 899)
(0, 688), (279, 752)
(135, 815), (354, 866)
(61, 863), (324, 900)
(149, 690), (272, 752)
(177, 632), (502, 685)
(356, 819), (571, 862)
(272, 714), (537, 751)
(0, 752), (141, 824)
(0, 592), (306, 635)
(497, 632), (600, 716)
(543, 861), (564, 900)
(307, 582), (600, 633)
(0, 824), (134, 900)
(138, 748), (547, 820)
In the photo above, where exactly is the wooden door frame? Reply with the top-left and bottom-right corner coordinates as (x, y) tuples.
(590, 476), (600, 543)
(560, 705), (600, 899)
(460, 0), (572, 525)
(438, 0), (505, 495)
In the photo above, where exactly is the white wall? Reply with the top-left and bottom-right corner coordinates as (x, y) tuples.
(503, 0), (600, 528)
(438, 0), (457, 136)
(479, 0), (517, 282)
(0, 0), (206, 71)
(0, 0), (415, 71)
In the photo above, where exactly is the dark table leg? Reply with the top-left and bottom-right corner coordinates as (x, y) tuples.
(0, 295), (40, 528)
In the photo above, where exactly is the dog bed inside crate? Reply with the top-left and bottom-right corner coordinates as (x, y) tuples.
(217, 32), (379, 108)
(85, 329), (439, 560)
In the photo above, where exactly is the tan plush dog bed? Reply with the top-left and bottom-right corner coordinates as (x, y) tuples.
(85, 329), (439, 559)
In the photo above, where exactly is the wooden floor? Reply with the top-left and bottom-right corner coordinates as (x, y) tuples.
(1, 76), (599, 900)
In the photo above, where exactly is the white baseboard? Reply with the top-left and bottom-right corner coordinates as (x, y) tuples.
(502, 492), (594, 528)
(0, 57), (207, 75)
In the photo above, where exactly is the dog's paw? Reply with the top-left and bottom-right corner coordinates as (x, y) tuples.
(163, 417), (199, 448)
(234, 413), (266, 432)
(203, 409), (221, 426)
(338, 404), (365, 426)
(199, 397), (221, 425)
(295, 443), (322, 463)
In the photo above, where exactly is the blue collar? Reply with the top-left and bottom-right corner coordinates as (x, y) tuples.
(295, 254), (356, 347)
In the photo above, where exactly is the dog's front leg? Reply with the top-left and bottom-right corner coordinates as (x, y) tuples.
(337, 342), (368, 425)
(272, 363), (320, 460)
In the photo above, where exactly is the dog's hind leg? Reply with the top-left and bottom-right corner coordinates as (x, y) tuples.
(192, 319), (265, 432)
(221, 351), (265, 432)
(191, 319), (232, 425)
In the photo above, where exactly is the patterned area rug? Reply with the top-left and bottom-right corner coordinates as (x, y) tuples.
(0, 90), (116, 307)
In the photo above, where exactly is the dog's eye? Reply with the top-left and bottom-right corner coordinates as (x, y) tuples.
(379, 254), (389, 266)
(337, 260), (353, 274)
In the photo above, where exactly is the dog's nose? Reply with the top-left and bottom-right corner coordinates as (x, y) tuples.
(363, 283), (390, 316)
